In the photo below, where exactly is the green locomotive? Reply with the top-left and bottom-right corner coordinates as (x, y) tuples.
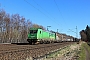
(27, 28), (57, 44)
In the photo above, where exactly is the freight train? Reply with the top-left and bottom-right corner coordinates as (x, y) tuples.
(27, 28), (62, 44)
(27, 28), (75, 44)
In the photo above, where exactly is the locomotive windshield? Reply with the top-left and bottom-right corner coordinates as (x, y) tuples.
(30, 30), (37, 34)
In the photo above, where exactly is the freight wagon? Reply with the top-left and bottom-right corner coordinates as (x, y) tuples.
(27, 28), (60, 44)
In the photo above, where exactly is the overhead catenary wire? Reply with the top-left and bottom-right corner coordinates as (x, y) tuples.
(54, 0), (64, 21)
(32, 0), (62, 27)
(54, 0), (69, 33)
(33, 0), (56, 20)
(24, 0), (50, 18)
(24, 0), (63, 32)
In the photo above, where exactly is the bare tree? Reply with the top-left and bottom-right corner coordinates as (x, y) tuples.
(0, 9), (6, 43)
(4, 13), (10, 43)
(32, 24), (46, 30)
(10, 14), (21, 43)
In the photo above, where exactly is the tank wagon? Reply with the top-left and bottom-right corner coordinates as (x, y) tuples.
(27, 28), (61, 44)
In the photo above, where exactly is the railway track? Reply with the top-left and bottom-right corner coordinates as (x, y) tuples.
(0, 42), (76, 60)
(0, 42), (71, 52)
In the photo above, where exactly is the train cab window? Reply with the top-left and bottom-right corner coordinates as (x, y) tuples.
(30, 30), (37, 33)
(30, 30), (33, 33)
(33, 30), (37, 33)
(40, 31), (41, 34)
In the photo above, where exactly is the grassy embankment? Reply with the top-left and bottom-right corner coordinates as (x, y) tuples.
(78, 42), (90, 60)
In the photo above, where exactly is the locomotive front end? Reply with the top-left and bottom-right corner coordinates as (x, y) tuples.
(27, 28), (38, 44)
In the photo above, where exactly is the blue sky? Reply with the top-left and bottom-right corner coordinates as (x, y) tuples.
(0, 0), (90, 38)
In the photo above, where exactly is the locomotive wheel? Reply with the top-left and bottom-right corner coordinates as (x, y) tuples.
(27, 39), (32, 45)
(29, 42), (32, 45)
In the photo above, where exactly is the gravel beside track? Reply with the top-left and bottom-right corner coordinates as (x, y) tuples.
(0, 42), (75, 60)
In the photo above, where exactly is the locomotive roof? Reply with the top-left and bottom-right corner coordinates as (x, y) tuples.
(43, 30), (56, 34)
(30, 28), (41, 30)
(30, 28), (56, 34)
